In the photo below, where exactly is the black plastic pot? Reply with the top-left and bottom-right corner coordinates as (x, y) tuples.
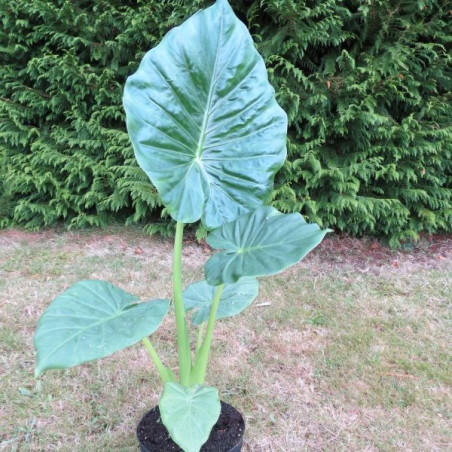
(137, 401), (245, 452)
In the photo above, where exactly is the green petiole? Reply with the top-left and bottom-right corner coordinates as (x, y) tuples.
(142, 337), (175, 384)
(195, 322), (206, 356)
(173, 221), (192, 385)
(189, 284), (224, 385)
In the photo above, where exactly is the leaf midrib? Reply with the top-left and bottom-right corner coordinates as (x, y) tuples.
(194, 6), (224, 161)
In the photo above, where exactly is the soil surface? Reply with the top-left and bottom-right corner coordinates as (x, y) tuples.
(137, 402), (245, 452)
(1, 229), (450, 279)
(311, 233), (451, 271)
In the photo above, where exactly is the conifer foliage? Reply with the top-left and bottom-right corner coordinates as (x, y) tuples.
(1, 0), (451, 244)
(241, 0), (452, 245)
(0, 0), (177, 232)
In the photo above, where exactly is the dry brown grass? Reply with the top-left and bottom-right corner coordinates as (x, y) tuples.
(1, 227), (450, 451)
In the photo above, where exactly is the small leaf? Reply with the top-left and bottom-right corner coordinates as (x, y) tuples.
(34, 280), (169, 377)
(205, 206), (332, 285)
(159, 382), (221, 452)
(184, 278), (259, 325)
(19, 387), (32, 397)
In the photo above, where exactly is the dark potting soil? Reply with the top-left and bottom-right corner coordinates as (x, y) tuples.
(137, 401), (245, 452)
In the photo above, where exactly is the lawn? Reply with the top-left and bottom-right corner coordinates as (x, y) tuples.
(1, 227), (450, 451)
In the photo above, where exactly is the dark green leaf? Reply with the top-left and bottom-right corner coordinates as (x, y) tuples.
(123, 0), (287, 228)
(205, 206), (331, 285)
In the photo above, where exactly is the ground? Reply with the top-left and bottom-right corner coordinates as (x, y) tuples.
(0, 227), (450, 451)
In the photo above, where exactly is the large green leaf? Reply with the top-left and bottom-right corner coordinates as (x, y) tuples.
(159, 382), (221, 452)
(205, 206), (332, 285)
(123, 0), (287, 229)
(184, 278), (259, 325)
(34, 280), (169, 377)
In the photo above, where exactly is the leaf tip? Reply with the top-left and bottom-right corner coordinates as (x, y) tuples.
(34, 365), (43, 379)
(215, 0), (235, 16)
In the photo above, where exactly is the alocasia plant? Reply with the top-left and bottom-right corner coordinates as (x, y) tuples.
(34, 1), (331, 451)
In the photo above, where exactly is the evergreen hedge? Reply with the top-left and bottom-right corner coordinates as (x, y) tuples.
(1, 0), (451, 245)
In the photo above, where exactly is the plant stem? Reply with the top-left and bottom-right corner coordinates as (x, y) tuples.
(173, 221), (192, 385)
(142, 337), (175, 384)
(195, 322), (206, 355)
(190, 284), (224, 385)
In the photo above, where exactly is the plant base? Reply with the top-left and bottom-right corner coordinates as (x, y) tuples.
(137, 401), (245, 452)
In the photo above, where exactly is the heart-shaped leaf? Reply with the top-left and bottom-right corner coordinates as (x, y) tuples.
(159, 382), (221, 452)
(34, 280), (169, 377)
(184, 278), (259, 325)
(205, 206), (332, 285)
(123, 0), (287, 229)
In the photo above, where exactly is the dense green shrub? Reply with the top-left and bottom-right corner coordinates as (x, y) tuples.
(1, 0), (451, 244)
(247, 0), (452, 246)
(0, 0), (177, 233)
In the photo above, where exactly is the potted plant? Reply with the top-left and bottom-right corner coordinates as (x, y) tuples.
(33, 1), (331, 451)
